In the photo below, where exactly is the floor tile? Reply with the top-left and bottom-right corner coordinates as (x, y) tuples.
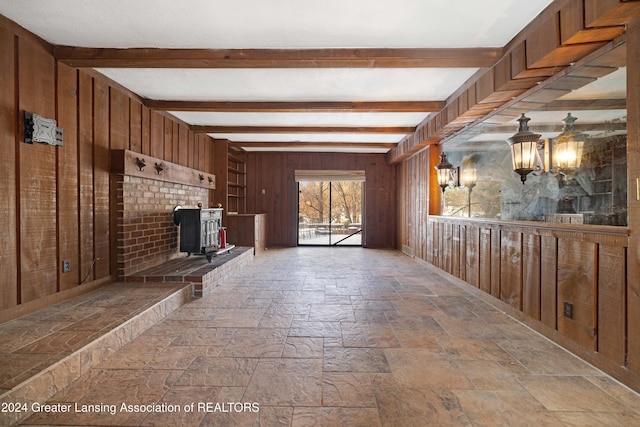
(244, 358), (323, 406)
(11, 247), (640, 426)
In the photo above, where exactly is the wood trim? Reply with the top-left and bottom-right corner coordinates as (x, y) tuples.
(230, 141), (396, 149)
(145, 100), (445, 113)
(387, 0), (640, 165)
(53, 47), (503, 68)
(111, 149), (215, 190)
(191, 125), (414, 134)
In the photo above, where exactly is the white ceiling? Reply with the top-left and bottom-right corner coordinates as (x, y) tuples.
(0, 0), (556, 153)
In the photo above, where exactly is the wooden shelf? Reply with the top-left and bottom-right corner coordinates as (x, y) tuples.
(214, 140), (247, 214)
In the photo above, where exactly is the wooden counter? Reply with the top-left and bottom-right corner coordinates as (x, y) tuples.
(224, 213), (266, 254)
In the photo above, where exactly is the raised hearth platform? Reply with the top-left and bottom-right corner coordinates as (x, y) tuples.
(0, 246), (253, 425)
(124, 246), (253, 297)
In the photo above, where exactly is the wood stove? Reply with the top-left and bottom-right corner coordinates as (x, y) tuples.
(173, 207), (224, 261)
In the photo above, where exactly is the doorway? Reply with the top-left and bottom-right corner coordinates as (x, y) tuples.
(296, 170), (364, 246)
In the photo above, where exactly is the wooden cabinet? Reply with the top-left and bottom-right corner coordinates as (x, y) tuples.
(225, 214), (266, 254)
(213, 139), (246, 214)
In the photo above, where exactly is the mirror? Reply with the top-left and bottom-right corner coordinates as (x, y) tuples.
(440, 44), (627, 226)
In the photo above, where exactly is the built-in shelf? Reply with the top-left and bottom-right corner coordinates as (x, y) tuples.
(214, 140), (247, 214)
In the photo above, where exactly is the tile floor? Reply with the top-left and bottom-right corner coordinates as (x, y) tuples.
(17, 247), (640, 426)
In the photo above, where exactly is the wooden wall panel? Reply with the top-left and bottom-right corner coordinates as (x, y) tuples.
(597, 244), (626, 365)
(109, 89), (128, 284)
(149, 111), (164, 159)
(78, 72), (95, 284)
(172, 123), (180, 164)
(465, 225), (479, 287)
(18, 37), (57, 303)
(557, 238), (597, 350)
(432, 220), (440, 268)
(0, 27), (17, 309)
(56, 63), (79, 290)
(490, 228), (501, 299)
(442, 221), (453, 274)
(540, 235), (557, 328)
(197, 134), (207, 172)
(187, 129), (196, 169)
(179, 126), (189, 167)
(479, 227), (491, 294)
(522, 233), (541, 320)
(110, 89), (129, 151)
(0, 18), (221, 319)
(452, 223), (460, 278)
(396, 160), (407, 251)
(459, 224), (466, 281)
(500, 230), (522, 309)
(426, 215), (435, 265)
(626, 14), (640, 375)
(245, 152), (395, 248)
(141, 105), (151, 156)
(129, 99), (142, 153)
(93, 79), (110, 279)
(163, 117), (173, 162)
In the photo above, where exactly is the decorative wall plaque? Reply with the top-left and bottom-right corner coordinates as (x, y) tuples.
(24, 111), (63, 146)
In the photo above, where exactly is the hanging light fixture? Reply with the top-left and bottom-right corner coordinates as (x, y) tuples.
(553, 113), (584, 173)
(434, 153), (454, 193)
(507, 114), (541, 184)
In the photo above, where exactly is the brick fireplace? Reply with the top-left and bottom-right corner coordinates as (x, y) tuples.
(112, 149), (215, 279)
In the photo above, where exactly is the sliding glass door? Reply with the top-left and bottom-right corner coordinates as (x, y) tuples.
(298, 180), (363, 246)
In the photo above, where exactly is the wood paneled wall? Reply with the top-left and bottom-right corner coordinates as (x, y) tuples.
(244, 152), (396, 248)
(424, 217), (634, 386)
(395, 53), (639, 387)
(0, 17), (213, 319)
(396, 148), (430, 259)
(393, 5), (640, 393)
(627, 17), (640, 375)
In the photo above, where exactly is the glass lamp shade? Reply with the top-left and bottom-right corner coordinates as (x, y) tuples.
(553, 113), (584, 172)
(434, 153), (453, 192)
(461, 168), (478, 189)
(507, 114), (541, 184)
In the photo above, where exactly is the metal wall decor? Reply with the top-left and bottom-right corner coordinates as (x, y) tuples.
(24, 111), (63, 146)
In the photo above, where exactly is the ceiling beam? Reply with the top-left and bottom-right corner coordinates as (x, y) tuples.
(54, 47), (502, 68)
(193, 125), (414, 133)
(146, 100), (446, 113)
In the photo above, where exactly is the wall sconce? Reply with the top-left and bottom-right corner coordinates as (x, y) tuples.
(461, 168), (477, 190)
(507, 114), (541, 184)
(199, 174), (205, 183)
(461, 168), (477, 217)
(434, 153), (455, 193)
(154, 162), (165, 175)
(552, 113), (584, 174)
(435, 153), (478, 191)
